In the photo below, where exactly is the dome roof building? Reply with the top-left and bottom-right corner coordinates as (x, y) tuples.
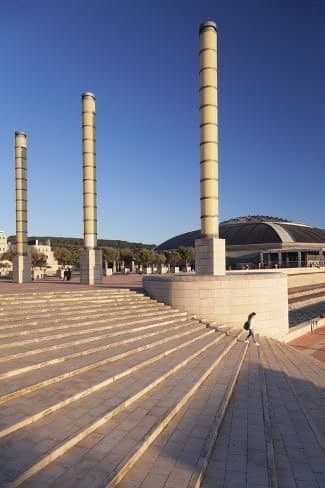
(156, 216), (325, 268)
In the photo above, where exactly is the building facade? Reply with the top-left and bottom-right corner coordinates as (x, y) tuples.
(0, 231), (8, 256)
(9, 238), (59, 271)
(156, 216), (325, 269)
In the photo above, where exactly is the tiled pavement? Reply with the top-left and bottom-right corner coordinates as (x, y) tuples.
(289, 326), (325, 363)
(203, 339), (325, 488)
(0, 274), (143, 294)
(0, 288), (324, 487)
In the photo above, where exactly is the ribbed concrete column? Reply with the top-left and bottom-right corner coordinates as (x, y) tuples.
(195, 21), (225, 275)
(199, 21), (218, 237)
(13, 131), (31, 283)
(297, 251), (302, 268)
(260, 252), (264, 266)
(80, 92), (102, 284)
(15, 132), (28, 256)
(82, 92), (97, 249)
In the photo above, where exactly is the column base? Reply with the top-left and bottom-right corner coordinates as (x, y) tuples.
(13, 255), (32, 283)
(80, 249), (103, 285)
(195, 237), (225, 275)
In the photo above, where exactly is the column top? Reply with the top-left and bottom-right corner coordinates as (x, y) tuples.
(15, 131), (27, 137)
(199, 21), (217, 33)
(82, 92), (96, 99)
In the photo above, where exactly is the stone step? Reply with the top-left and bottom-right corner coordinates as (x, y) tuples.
(289, 284), (325, 298)
(289, 304), (325, 329)
(0, 303), (166, 335)
(262, 338), (325, 488)
(0, 302), (168, 336)
(0, 314), (188, 362)
(0, 320), (201, 383)
(1, 284), (324, 488)
(0, 288), (136, 300)
(0, 320), (198, 377)
(0, 310), (188, 350)
(0, 316), (189, 365)
(0, 292), (143, 312)
(0, 329), (233, 486)
(0, 291), (138, 306)
(117, 335), (247, 488)
(0, 315), (191, 402)
(202, 341), (276, 488)
(288, 292), (325, 309)
(0, 322), (211, 439)
(0, 295), (141, 311)
(0, 293), (153, 317)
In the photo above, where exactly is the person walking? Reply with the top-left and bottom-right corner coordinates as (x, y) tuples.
(244, 312), (259, 346)
(66, 267), (72, 281)
(63, 268), (68, 281)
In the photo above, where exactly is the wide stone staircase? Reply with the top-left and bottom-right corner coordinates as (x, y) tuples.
(0, 289), (324, 488)
(289, 283), (325, 309)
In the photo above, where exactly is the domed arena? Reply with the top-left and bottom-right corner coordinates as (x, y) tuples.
(156, 216), (325, 269)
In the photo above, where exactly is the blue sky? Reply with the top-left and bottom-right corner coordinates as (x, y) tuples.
(0, 0), (324, 244)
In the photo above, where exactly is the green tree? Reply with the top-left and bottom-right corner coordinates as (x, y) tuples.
(31, 249), (47, 268)
(102, 247), (119, 266)
(70, 247), (81, 267)
(178, 246), (195, 267)
(167, 250), (181, 267)
(54, 247), (72, 266)
(0, 249), (16, 262)
(136, 248), (156, 266)
(156, 253), (166, 265)
(119, 247), (133, 267)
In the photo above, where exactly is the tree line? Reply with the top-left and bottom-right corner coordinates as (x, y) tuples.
(1, 245), (195, 269)
(54, 245), (195, 268)
(0, 248), (48, 268)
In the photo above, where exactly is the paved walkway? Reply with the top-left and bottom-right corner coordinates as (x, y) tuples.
(203, 338), (325, 488)
(203, 345), (270, 488)
(289, 326), (325, 363)
(0, 274), (143, 294)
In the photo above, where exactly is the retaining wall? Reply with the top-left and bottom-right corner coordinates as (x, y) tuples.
(144, 272), (289, 340)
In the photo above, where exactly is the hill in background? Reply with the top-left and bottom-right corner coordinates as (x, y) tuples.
(8, 236), (156, 250)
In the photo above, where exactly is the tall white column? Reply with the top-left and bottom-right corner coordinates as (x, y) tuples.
(195, 21), (225, 275)
(80, 92), (102, 284)
(13, 131), (32, 283)
(260, 252), (264, 267)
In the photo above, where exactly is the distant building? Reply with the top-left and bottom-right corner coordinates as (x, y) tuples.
(156, 216), (325, 269)
(0, 231), (8, 256)
(28, 239), (59, 271)
(10, 238), (59, 271)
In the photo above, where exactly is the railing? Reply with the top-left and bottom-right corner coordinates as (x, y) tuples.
(311, 319), (319, 333)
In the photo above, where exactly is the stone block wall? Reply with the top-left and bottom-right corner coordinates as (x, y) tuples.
(80, 249), (102, 285)
(144, 272), (289, 340)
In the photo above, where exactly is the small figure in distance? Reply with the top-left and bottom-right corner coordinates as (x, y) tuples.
(66, 267), (72, 281)
(63, 267), (68, 281)
(244, 312), (259, 346)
